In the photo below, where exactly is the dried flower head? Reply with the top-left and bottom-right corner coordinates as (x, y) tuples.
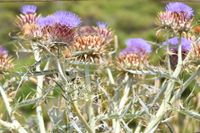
(192, 43), (200, 58)
(193, 26), (200, 34)
(36, 11), (81, 44)
(118, 38), (151, 69)
(16, 5), (39, 37)
(158, 2), (193, 33)
(70, 23), (113, 62)
(0, 47), (13, 73)
(190, 39), (200, 61)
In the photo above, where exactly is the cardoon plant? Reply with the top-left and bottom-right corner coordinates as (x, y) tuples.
(1, 2), (200, 133)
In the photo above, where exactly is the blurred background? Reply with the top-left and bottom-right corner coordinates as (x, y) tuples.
(1, 0), (200, 60)
(0, 0), (200, 132)
(1, 0), (200, 52)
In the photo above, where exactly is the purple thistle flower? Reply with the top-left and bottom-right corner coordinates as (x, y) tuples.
(120, 38), (151, 56)
(36, 15), (56, 28)
(163, 37), (191, 52)
(165, 2), (194, 18)
(96, 21), (108, 28)
(20, 5), (37, 14)
(37, 11), (81, 28)
(0, 47), (8, 57)
(53, 11), (81, 27)
(0, 47), (13, 71)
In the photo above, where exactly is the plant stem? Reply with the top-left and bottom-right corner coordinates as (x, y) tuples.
(106, 68), (115, 84)
(56, 58), (94, 133)
(144, 36), (183, 133)
(56, 58), (68, 82)
(0, 84), (28, 133)
(0, 119), (14, 129)
(85, 64), (95, 133)
(72, 101), (94, 133)
(31, 43), (46, 133)
(170, 67), (200, 103)
(114, 74), (130, 133)
(167, 44), (172, 73)
(119, 79), (131, 114)
(134, 121), (142, 133)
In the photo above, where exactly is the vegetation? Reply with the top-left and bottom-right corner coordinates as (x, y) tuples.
(0, 1), (200, 133)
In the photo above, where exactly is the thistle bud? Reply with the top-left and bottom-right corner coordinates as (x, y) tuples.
(16, 5), (39, 37)
(0, 47), (13, 75)
(117, 38), (151, 69)
(163, 37), (191, 68)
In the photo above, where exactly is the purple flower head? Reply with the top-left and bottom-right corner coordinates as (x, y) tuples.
(163, 37), (191, 51)
(96, 21), (108, 28)
(36, 11), (81, 28)
(20, 5), (37, 14)
(53, 11), (81, 27)
(36, 15), (56, 28)
(165, 2), (194, 18)
(0, 47), (8, 57)
(120, 38), (152, 56)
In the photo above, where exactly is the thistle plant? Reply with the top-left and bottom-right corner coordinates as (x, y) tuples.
(1, 2), (200, 133)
